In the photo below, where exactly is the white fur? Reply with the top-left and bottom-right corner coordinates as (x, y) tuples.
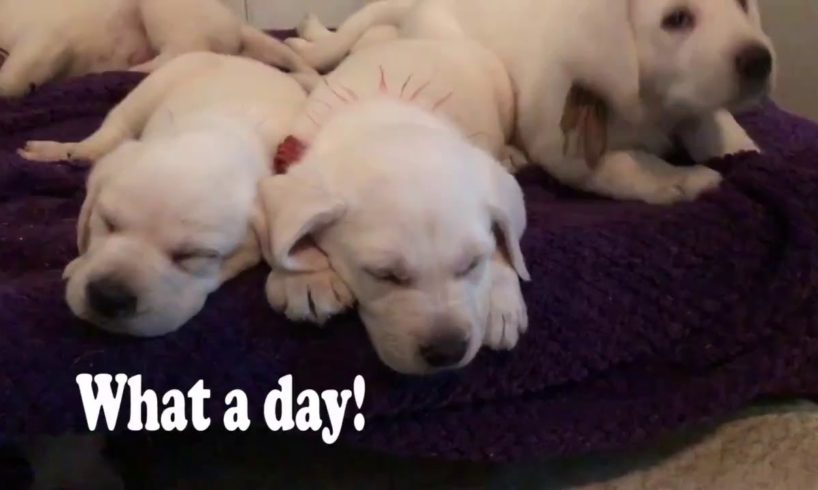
(288, 0), (776, 204)
(19, 53), (307, 337)
(260, 40), (530, 374)
(0, 0), (315, 98)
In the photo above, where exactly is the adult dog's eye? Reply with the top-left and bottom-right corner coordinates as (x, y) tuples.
(662, 8), (696, 31)
(366, 268), (410, 286)
(101, 215), (119, 234)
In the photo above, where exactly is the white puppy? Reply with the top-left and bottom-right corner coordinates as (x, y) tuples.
(261, 39), (530, 374)
(288, 0), (776, 204)
(0, 0), (314, 98)
(18, 53), (306, 337)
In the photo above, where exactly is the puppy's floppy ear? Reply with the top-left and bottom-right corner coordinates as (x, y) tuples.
(566, 0), (642, 123)
(76, 178), (100, 255)
(217, 199), (272, 284)
(258, 166), (346, 273)
(485, 158), (531, 282)
(76, 141), (141, 254)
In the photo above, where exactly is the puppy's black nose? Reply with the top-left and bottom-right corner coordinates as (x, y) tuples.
(419, 332), (468, 368)
(735, 44), (772, 82)
(86, 278), (137, 318)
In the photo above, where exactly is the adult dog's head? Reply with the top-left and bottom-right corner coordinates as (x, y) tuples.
(65, 124), (270, 337)
(569, 0), (774, 119)
(632, 0), (775, 114)
(261, 100), (529, 374)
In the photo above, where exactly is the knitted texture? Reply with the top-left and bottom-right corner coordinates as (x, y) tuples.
(1, 69), (817, 463)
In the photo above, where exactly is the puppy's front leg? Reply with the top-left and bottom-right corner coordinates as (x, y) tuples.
(676, 109), (760, 162)
(20, 54), (199, 163)
(0, 33), (70, 98)
(266, 267), (355, 325)
(484, 253), (528, 351)
(582, 150), (723, 205)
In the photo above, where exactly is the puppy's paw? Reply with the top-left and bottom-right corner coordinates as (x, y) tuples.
(296, 13), (330, 41)
(646, 166), (723, 205)
(266, 268), (355, 325)
(484, 260), (528, 351)
(500, 145), (530, 174)
(18, 140), (82, 163)
(285, 37), (314, 55)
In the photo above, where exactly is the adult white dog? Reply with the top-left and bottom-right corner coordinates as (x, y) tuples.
(287, 0), (776, 205)
(0, 0), (314, 98)
(261, 39), (530, 374)
(18, 53), (307, 337)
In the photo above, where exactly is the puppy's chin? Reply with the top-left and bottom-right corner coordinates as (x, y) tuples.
(359, 310), (483, 376)
(67, 300), (200, 338)
(65, 272), (207, 338)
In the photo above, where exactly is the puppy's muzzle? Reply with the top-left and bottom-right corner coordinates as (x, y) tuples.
(419, 330), (469, 369)
(735, 43), (773, 86)
(86, 277), (137, 319)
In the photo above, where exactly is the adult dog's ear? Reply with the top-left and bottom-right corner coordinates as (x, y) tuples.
(484, 155), (531, 282)
(258, 166), (346, 273)
(565, 0), (642, 123)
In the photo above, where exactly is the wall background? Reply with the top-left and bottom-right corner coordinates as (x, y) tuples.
(226, 0), (818, 119)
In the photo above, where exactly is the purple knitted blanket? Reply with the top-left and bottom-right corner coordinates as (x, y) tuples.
(1, 71), (817, 462)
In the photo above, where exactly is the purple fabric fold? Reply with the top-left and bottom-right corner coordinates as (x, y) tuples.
(0, 69), (817, 462)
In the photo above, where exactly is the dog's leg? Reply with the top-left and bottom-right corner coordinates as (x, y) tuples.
(128, 51), (181, 73)
(265, 267), (355, 326)
(20, 55), (201, 163)
(499, 145), (530, 174)
(296, 13), (335, 42)
(285, 0), (413, 71)
(0, 33), (70, 98)
(484, 253), (528, 351)
(676, 109), (760, 162)
(239, 26), (318, 76)
(582, 150), (724, 205)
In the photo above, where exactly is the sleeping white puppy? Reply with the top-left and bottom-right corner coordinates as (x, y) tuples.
(18, 53), (306, 337)
(260, 39), (529, 374)
(287, 0), (776, 205)
(0, 0), (313, 98)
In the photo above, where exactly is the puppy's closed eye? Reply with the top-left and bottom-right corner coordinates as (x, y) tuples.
(455, 256), (486, 279)
(171, 249), (221, 273)
(365, 267), (412, 286)
(736, 0), (749, 12)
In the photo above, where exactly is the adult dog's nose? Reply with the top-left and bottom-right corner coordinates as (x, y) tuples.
(86, 277), (137, 318)
(419, 331), (468, 368)
(735, 44), (773, 83)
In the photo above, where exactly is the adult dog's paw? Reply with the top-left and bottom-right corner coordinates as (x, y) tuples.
(484, 260), (528, 351)
(646, 166), (723, 205)
(265, 268), (355, 325)
(18, 140), (81, 163)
